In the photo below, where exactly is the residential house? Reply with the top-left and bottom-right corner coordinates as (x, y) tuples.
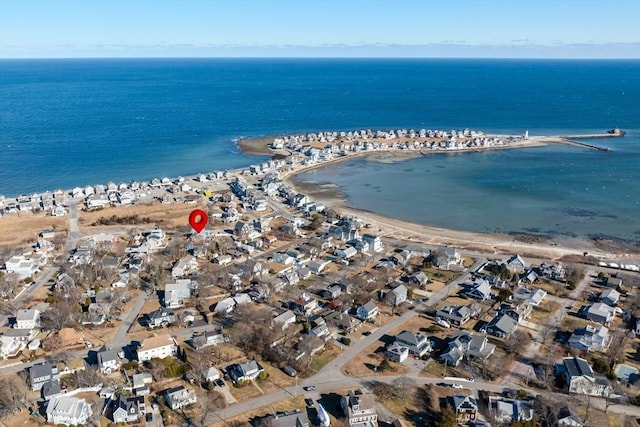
(568, 325), (610, 352)
(262, 409), (311, 427)
(435, 304), (479, 327)
(506, 254), (527, 273)
(605, 276), (623, 289)
(394, 330), (433, 357)
(441, 331), (496, 367)
(15, 308), (40, 330)
(538, 262), (566, 281)
(322, 284), (342, 300)
(449, 395), (478, 424)
(434, 246), (461, 270)
(560, 356), (612, 397)
(30, 361), (59, 391)
(136, 334), (177, 362)
(324, 310), (361, 333)
(488, 396), (534, 423)
(409, 271), (429, 287)
(291, 293), (318, 317)
(272, 310), (297, 331)
(164, 279), (193, 308)
(112, 396), (144, 424)
(336, 246), (358, 260)
(357, 300), (379, 321)
(513, 286), (547, 307)
(171, 256), (198, 278)
(585, 303), (615, 325)
(465, 279), (492, 301)
(340, 390), (378, 427)
(228, 360), (264, 384)
(308, 260), (330, 275)
(385, 284), (408, 307)
(146, 307), (176, 328)
(97, 347), (120, 374)
(362, 234), (383, 252)
(485, 314), (518, 338)
(557, 407), (583, 427)
(498, 302), (532, 323)
(190, 329), (229, 349)
(46, 396), (92, 426)
(164, 386), (197, 410)
(600, 289), (620, 306)
(385, 342), (409, 363)
(201, 366), (221, 383)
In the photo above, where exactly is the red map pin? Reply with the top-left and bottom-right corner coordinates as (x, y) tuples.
(189, 209), (208, 233)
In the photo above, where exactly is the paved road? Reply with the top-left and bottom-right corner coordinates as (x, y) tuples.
(504, 268), (594, 386)
(111, 292), (149, 348)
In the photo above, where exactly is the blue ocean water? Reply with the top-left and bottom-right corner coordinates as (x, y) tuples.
(1, 59), (639, 240)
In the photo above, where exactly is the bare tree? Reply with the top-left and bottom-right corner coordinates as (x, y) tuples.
(539, 324), (555, 344)
(504, 330), (532, 355)
(41, 301), (79, 331)
(75, 366), (101, 388)
(0, 378), (29, 418)
(391, 376), (416, 400)
(195, 391), (227, 427)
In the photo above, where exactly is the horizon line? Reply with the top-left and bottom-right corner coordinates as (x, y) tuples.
(2, 56), (640, 60)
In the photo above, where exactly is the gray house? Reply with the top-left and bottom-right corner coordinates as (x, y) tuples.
(385, 284), (408, 306)
(485, 314), (518, 338)
(29, 361), (59, 391)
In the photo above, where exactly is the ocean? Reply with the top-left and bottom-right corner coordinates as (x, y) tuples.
(1, 58), (639, 241)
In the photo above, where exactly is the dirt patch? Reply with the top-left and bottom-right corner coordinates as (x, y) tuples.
(0, 213), (68, 246)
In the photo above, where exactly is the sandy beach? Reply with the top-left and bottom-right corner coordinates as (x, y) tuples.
(239, 133), (640, 261)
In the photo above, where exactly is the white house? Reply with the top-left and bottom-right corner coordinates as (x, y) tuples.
(357, 301), (379, 321)
(15, 308), (40, 330)
(568, 325), (610, 353)
(394, 330), (433, 357)
(228, 360), (264, 384)
(165, 386), (197, 410)
(112, 396), (143, 424)
(97, 348), (120, 375)
(137, 334), (177, 362)
(385, 342), (409, 363)
(171, 256), (198, 278)
(272, 310), (296, 331)
(46, 396), (92, 426)
(560, 356), (612, 397)
(164, 279), (193, 308)
(362, 234), (383, 252)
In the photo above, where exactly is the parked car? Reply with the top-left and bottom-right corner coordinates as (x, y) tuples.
(305, 398), (314, 407)
(452, 383), (463, 389)
(214, 379), (225, 387)
(303, 386), (317, 391)
(283, 365), (297, 377)
(146, 413), (153, 422)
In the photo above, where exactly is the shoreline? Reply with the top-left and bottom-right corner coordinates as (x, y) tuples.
(237, 131), (638, 259)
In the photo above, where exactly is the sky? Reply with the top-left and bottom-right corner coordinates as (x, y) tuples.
(1, 0), (639, 58)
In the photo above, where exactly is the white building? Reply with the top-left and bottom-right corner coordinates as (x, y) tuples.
(46, 396), (92, 425)
(15, 308), (40, 330)
(137, 334), (177, 362)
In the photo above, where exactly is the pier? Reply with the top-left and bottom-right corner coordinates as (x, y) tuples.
(538, 129), (625, 152)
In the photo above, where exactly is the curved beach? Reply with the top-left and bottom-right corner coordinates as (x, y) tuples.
(237, 132), (640, 261)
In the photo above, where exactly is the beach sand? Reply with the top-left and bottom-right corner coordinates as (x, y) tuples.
(238, 133), (638, 261)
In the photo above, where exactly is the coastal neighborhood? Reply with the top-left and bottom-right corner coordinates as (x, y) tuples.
(0, 128), (639, 427)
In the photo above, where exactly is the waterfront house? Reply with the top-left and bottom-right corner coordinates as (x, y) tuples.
(112, 396), (144, 424)
(165, 386), (197, 410)
(434, 246), (461, 270)
(394, 330), (432, 357)
(341, 390), (378, 427)
(357, 300), (379, 321)
(568, 325), (610, 352)
(362, 233), (383, 252)
(448, 395), (478, 424)
(559, 356), (612, 397)
(506, 254), (527, 273)
(46, 396), (92, 426)
(136, 334), (177, 362)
